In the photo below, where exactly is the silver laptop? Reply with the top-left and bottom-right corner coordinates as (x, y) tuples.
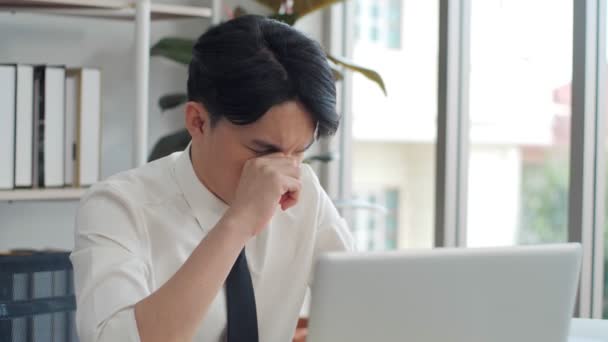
(308, 243), (582, 342)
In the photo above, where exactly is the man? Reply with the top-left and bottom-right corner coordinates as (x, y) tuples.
(71, 15), (354, 342)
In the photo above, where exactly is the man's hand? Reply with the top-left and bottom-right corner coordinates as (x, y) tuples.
(293, 318), (308, 342)
(224, 153), (301, 237)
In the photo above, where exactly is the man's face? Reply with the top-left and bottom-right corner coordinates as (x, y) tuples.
(194, 100), (316, 204)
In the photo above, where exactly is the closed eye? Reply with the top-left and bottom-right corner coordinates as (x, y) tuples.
(248, 147), (278, 156)
(248, 137), (314, 156)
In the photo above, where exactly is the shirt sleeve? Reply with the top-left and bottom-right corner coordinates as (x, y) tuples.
(304, 165), (355, 286)
(70, 184), (152, 342)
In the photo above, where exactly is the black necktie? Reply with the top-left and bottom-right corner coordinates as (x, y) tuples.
(225, 249), (259, 342)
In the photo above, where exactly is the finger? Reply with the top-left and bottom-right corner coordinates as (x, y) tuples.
(259, 153), (299, 165)
(259, 157), (300, 179)
(262, 151), (289, 159)
(280, 190), (298, 207)
(287, 182), (300, 203)
(247, 157), (300, 180)
(246, 153), (294, 170)
(283, 187), (301, 210)
(281, 175), (301, 194)
(280, 176), (301, 210)
(275, 162), (301, 179)
(281, 195), (298, 211)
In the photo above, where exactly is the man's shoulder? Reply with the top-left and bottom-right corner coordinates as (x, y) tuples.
(85, 151), (183, 206)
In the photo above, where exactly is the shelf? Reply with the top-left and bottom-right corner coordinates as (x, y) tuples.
(0, 188), (87, 201)
(0, 0), (126, 10)
(0, 0), (212, 20)
(149, 3), (212, 19)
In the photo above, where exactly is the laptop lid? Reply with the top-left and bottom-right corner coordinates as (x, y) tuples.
(308, 243), (582, 342)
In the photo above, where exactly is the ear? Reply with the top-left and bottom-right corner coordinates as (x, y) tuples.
(185, 101), (210, 139)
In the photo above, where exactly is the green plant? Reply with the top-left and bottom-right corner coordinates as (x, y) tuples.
(150, 0), (386, 112)
(518, 158), (569, 244)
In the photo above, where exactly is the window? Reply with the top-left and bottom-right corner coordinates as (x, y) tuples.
(350, 188), (400, 251)
(466, 0), (572, 247)
(370, 3), (379, 19)
(354, 0), (402, 49)
(348, 0), (438, 250)
(338, 0), (604, 318)
(603, 3), (608, 319)
(369, 26), (379, 41)
(387, 0), (402, 49)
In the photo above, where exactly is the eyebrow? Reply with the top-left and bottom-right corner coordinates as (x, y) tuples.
(251, 137), (315, 153)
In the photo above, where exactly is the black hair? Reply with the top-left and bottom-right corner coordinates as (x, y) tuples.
(187, 15), (339, 137)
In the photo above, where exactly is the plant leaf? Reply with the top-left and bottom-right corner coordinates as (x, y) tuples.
(331, 67), (344, 81)
(150, 38), (194, 65)
(327, 53), (387, 96)
(293, 0), (347, 20)
(159, 93), (188, 111)
(149, 129), (191, 162)
(303, 152), (339, 164)
(253, 0), (282, 12)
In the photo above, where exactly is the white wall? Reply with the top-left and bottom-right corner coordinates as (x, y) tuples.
(0, 1), (328, 251)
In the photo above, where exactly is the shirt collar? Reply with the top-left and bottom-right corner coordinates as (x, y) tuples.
(174, 143), (229, 231)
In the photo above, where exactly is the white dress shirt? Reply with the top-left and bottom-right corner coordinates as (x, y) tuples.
(70, 146), (354, 342)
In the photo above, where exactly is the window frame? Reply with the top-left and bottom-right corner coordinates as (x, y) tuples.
(329, 0), (608, 319)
